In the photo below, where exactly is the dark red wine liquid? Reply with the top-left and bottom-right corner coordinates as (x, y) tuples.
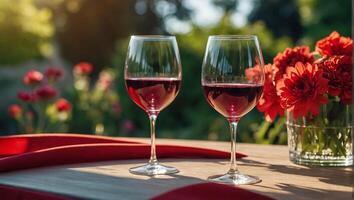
(125, 78), (181, 115)
(203, 83), (263, 121)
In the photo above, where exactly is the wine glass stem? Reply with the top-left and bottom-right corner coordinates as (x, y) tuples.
(228, 121), (239, 174)
(149, 114), (158, 165)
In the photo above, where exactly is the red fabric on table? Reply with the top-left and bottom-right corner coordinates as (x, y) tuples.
(0, 184), (78, 200)
(151, 182), (275, 200)
(0, 134), (140, 158)
(0, 134), (246, 172)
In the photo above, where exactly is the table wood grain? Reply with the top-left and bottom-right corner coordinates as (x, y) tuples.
(0, 137), (352, 200)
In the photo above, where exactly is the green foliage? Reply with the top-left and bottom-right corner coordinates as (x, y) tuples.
(255, 118), (287, 144)
(177, 17), (292, 63)
(297, 0), (351, 46)
(249, 0), (303, 42)
(288, 100), (352, 157)
(68, 68), (123, 136)
(0, 0), (54, 65)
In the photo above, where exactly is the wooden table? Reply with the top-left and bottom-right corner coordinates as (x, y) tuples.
(0, 138), (352, 200)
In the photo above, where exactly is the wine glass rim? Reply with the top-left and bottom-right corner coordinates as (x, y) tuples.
(209, 35), (258, 40)
(131, 35), (176, 40)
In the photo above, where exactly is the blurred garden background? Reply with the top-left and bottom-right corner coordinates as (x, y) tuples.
(0, 0), (351, 144)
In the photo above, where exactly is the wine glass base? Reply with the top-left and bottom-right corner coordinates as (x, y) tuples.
(129, 163), (179, 176)
(208, 171), (261, 185)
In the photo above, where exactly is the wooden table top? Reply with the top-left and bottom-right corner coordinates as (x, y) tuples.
(0, 137), (352, 200)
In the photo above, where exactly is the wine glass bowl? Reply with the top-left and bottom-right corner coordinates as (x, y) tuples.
(203, 83), (263, 122)
(202, 35), (264, 185)
(124, 35), (182, 176)
(125, 77), (181, 116)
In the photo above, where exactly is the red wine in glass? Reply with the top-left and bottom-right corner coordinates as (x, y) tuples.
(125, 77), (181, 115)
(125, 35), (182, 176)
(203, 83), (263, 121)
(201, 35), (265, 185)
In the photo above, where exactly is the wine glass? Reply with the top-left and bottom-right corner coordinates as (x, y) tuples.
(201, 35), (264, 185)
(124, 35), (182, 176)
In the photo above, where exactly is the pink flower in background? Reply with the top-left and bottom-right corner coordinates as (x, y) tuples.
(45, 67), (64, 81)
(26, 111), (34, 120)
(17, 91), (38, 102)
(56, 98), (71, 112)
(97, 71), (113, 91)
(8, 104), (22, 119)
(74, 62), (93, 75)
(112, 101), (121, 114)
(36, 85), (58, 100)
(23, 70), (43, 85)
(123, 120), (135, 132)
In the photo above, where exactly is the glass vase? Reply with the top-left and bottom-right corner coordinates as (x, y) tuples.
(287, 99), (353, 166)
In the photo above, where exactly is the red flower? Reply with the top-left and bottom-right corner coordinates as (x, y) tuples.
(112, 101), (121, 113)
(45, 67), (64, 81)
(273, 46), (314, 81)
(26, 111), (34, 120)
(74, 62), (93, 75)
(263, 64), (277, 82)
(123, 120), (135, 132)
(97, 71), (113, 90)
(245, 65), (263, 83)
(316, 31), (352, 57)
(8, 104), (22, 119)
(55, 98), (71, 112)
(318, 56), (352, 104)
(17, 91), (38, 102)
(35, 86), (58, 100)
(277, 62), (328, 119)
(245, 63), (276, 83)
(23, 70), (43, 85)
(257, 81), (284, 122)
(256, 64), (283, 122)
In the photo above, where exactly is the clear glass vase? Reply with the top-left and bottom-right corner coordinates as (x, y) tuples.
(287, 100), (353, 166)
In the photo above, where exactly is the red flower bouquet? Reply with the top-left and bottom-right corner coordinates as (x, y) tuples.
(257, 31), (352, 166)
